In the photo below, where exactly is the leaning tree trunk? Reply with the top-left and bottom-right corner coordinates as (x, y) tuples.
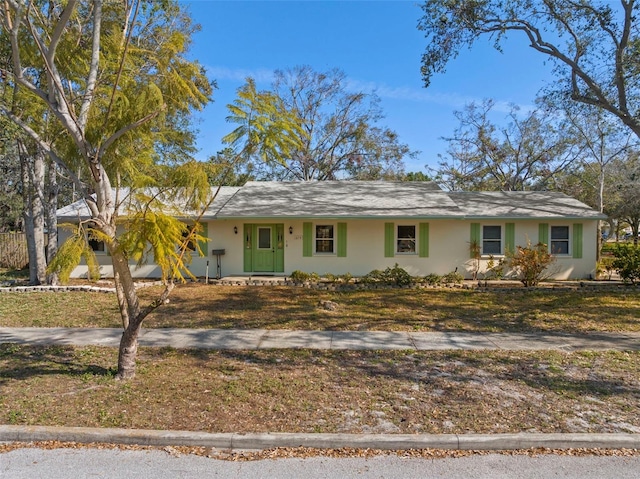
(108, 239), (142, 380)
(108, 237), (174, 380)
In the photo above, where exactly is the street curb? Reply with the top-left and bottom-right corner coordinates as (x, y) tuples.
(1, 426), (639, 451)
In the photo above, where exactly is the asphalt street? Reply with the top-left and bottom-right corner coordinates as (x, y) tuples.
(2, 448), (640, 479)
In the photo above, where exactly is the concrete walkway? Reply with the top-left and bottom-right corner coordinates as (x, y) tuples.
(1, 326), (639, 351)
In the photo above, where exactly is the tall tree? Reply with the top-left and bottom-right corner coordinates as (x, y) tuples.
(608, 154), (640, 244)
(434, 100), (582, 191)
(207, 148), (255, 187)
(0, 9), (58, 281)
(224, 66), (415, 181)
(547, 102), (636, 253)
(418, 1), (640, 141)
(0, 0), (213, 379)
(0, 122), (22, 233)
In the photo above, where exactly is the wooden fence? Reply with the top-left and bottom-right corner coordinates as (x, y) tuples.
(0, 233), (29, 269)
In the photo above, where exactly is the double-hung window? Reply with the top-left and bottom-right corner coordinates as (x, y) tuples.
(482, 225), (502, 255)
(397, 225), (416, 254)
(315, 224), (334, 254)
(550, 226), (570, 255)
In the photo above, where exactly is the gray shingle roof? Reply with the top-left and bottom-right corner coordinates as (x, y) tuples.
(214, 181), (460, 219)
(448, 191), (606, 219)
(56, 187), (241, 220)
(215, 181), (605, 220)
(56, 182), (605, 221)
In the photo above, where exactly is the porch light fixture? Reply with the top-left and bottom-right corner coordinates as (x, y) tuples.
(234, 226), (238, 234)
(289, 226), (293, 235)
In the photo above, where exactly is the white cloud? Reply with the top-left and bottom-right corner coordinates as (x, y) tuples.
(205, 65), (275, 84)
(345, 78), (535, 115)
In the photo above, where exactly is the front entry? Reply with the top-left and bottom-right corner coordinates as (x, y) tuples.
(243, 224), (284, 273)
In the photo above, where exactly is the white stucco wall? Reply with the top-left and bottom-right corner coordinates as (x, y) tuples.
(62, 217), (599, 281)
(276, 219), (598, 280)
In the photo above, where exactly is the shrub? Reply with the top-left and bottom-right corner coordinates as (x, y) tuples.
(596, 256), (616, 280)
(361, 264), (414, 286)
(323, 273), (336, 283)
(360, 269), (384, 284)
(339, 272), (353, 284)
(423, 273), (442, 285)
(506, 241), (555, 287)
(322, 272), (352, 284)
(468, 240), (481, 280)
(386, 264), (413, 286)
(289, 270), (319, 283)
(612, 244), (640, 284)
(441, 270), (464, 284)
(484, 255), (505, 280)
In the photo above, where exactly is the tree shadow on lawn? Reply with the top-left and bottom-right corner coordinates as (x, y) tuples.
(177, 348), (639, 399)
(146, 287), (340, 330)
(139, 284), (640, 333)
(0, 344), (113, 385)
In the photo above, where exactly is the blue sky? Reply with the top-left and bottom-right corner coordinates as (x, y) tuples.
(184, 0), (555, 173)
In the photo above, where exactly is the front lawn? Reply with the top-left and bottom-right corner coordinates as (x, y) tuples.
(1, 344), (638, 435)
(1, 284), (638, 333)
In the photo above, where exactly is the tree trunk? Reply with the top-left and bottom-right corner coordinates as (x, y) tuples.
(116, 322), (141, 380)
(19, 141), (47, 284)
(31, 150), (47, 283)
(111, 245), (174, 380)
(46, 158), (59, 285)
(107, 241), (142, 379)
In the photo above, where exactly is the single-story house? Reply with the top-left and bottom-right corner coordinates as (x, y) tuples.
(57, 181), (606, 280)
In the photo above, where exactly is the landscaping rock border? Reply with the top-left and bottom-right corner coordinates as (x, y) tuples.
(1, 278), (637, 293)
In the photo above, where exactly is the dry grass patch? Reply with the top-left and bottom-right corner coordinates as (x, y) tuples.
(1, 344), (638, 435)
(1, 284), (639, 332)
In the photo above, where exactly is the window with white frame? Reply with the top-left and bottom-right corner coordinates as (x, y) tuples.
(397, 225), (416, 253)
(550, 226), (570, 255)
(482, 225), (502, 255)
(315, 224), (334, 253)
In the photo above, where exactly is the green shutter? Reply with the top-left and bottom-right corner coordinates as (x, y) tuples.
(538, 223), (549, 247)
(384, 223), (394, 257)
(337, 222), (347, 257)
(573, 223), (583, 259)
(243, 224), (252, 272)
(505, 223), (515, 254)
(197, 222), (209, 256)
(470, 223), (480, 258)
(419, 222), (429, 258)
(303, 222), (312, 257)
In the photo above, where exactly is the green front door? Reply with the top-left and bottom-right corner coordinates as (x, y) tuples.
(244, 224), (285, 273)
(254, 225), (274, 272)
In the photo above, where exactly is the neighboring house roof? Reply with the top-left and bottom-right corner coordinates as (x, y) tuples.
(56, 187), (241, 221)
(56, 181), (606, 222)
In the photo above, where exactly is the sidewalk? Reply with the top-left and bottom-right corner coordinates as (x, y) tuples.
(1, 327), (639, 351)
